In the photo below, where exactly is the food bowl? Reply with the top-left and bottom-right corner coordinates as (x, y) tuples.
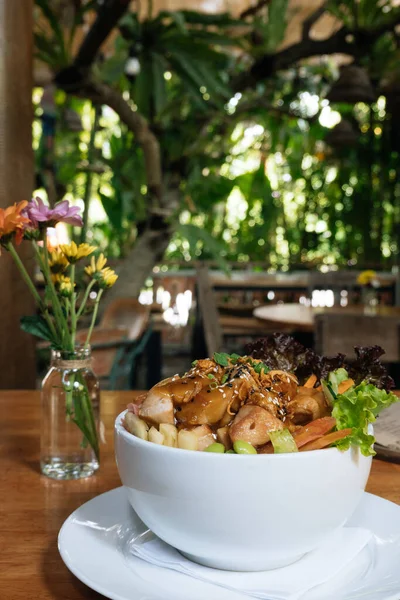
(115, 411), (372, 571)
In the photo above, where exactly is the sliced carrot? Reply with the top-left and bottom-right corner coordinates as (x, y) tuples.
(337, 379), (355, 394)
(292, 416), (336, 448)
(304, 374), (317, 388)
(300, 428), (353, 452)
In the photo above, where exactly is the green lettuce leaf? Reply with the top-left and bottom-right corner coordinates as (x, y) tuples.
(328, 367), (349, 394)
(332, 383), (399, 457)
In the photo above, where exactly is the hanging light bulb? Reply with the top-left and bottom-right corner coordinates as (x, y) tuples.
(125, 45), (141, 81)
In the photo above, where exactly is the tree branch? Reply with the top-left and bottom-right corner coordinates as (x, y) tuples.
(234, 9), (400, 91)
(74, 0), (132, 70)
(240, 0), (271, 20)
(302, 2), (328, 41)
(75, 80), (163, 201)
(233, 27), (350, 90)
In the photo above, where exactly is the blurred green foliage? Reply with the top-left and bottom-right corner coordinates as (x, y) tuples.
(33, 0), (400, 271)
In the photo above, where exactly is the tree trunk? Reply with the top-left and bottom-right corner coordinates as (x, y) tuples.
(0, 0), (36, 388)
(104, 185), (181, 305)
(106, 226), (173, 302)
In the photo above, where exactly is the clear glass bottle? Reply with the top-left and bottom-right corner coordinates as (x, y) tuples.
(362, 286), (378, 315)
(41, 346), (100, 480)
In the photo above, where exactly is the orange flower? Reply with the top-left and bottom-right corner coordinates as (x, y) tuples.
(0, 201), (30, 246)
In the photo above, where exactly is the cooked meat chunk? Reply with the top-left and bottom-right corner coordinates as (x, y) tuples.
(176, 387), (232, 426)
(286, 388), (329, 425)
(260, 370), (298, 404)
(191, 425), (215, 451)
(139, 389), (174, 425)
(157, 375), (208, 404)
(229, 405), (284, 447)
(246, 390), (282, 417)
(216, 426), (232, 450)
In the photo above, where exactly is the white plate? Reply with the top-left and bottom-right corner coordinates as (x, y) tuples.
(58, 487), (400, 600)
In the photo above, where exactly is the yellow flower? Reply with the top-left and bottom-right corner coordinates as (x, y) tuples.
(51, 274), (75, 297)
(48, 249), (69, 274)
(60, 241), (96, 263)
(84, 253), (107, 277)
(357, 270), (377, 286)
(84, 253), (117, 288)
(98, 267), (118, 289)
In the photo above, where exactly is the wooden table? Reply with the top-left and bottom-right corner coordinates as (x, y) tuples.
(254, 303), (400, 332)
(1, 390), (400, 599)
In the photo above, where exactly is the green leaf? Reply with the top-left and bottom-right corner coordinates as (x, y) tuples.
(328, 368), (350, 394)
(151, 53), (168, 116)
(35, 0), (68, 66)
(99, 192), (122, 232)
(134, 54), (154, 118)
(332, 383), (400, 456)
(177, 223), (230, 273)
(178, 10), (243, 26)
(229, 353), (241, 362)
(253, 362), (270, 375)
(162, 10), (188, 35)
(100, 53), (128, 84)
(20, 315), (56, 344)
(213, 352), (230, 367)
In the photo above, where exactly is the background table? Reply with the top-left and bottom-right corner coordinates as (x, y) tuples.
(254, 303), (400, 332)
(1, 391), (400, 599)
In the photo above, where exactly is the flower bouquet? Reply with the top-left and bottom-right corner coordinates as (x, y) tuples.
(0, 197), (118, 479)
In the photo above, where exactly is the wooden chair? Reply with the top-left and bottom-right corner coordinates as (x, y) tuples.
(75, 326), (130, 381)
(314, 313), (400, 360)
(194, 265), (288, 356)
(100, 298), (150, 340)
(75, 299), (152, 389)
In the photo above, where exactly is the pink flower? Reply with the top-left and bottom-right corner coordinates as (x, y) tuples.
(23, 197), (83, 228)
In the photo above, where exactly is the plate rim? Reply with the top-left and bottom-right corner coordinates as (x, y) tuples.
(58, 486), (400, 600)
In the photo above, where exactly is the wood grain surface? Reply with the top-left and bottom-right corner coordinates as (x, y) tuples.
(1, 390), (400, 599)
(0, 0), (36, 388)
(254, 303), (400, 332)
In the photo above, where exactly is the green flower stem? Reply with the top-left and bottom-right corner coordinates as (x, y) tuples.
(84, 289), (103, 348)
(64, 296), (71, 322)
(76, 279), (95, 320)
(70, 264), (77, 349)
(77, 373), (99, 460)
(7, 242), (43, 306)
(67, 372), (99, 461)
(38, 240), (70, 348)
(32, 242), (64, 343)
(7, 242), (59, 343)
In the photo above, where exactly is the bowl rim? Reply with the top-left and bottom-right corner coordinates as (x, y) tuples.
(115, 410), (361, 460)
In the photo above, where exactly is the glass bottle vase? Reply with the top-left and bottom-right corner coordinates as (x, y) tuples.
(40, 346), (100, 480)
(362, 287), (378, 315)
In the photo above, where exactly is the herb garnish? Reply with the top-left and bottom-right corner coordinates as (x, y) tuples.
(213, 352), (240, 367)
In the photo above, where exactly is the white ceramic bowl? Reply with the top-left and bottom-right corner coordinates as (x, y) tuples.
(115, 411), (372, 571)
